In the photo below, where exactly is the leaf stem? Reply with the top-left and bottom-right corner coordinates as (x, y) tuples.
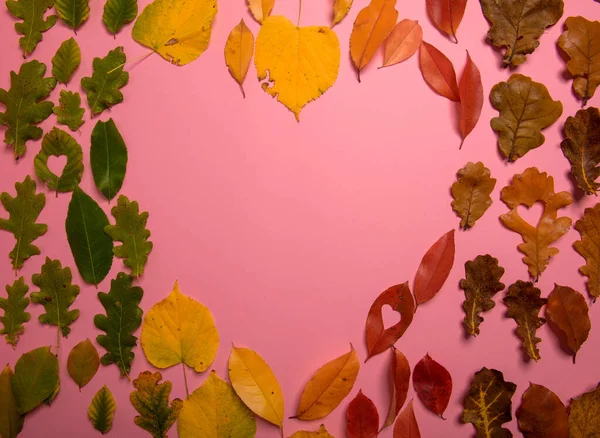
(106, 50), (154, 74)
(182, 362), (189, 397)
(297, 0), (302, 26)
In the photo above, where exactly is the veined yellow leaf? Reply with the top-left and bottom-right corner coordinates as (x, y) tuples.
(289, 424), (334, 437)
(225, 19), (254, 98)
(247, 0), (273, 24)
(88, 385), (116, 434)
(332, 0), (353, 27)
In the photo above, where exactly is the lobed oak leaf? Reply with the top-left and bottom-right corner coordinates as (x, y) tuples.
(569, 384), (600, 437)
(34, 127), (84, 193)
(516, 383), (568, 438)
(53, 91), (85, 132)
(0, 278), (30, 348)
(347, 390), (379, 438)
(67, 339), (99, 390)
(458, 52), (483, 148)
(88, 385), (116, 434)
(6, 0), (57, 57)
(419, 42), (460, 101)
(81, 47), (129, 116)
(412, 354), (452, 418)
(381, 20), (423, 68)
(393, 400), (420, 438)
(426, 0), (466, 43)
(451, 162), (496, 230)
(224, 19), (254, 98)
(381, 347), (410, 430)
(574, 203), (600, 301)
(414, 230), (455, 308)
(333, 0), (354, 27)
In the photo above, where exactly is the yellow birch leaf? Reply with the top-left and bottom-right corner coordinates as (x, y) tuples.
(225, 19), (254, 98)
(141, 281), (219, 372)
(132, 0), (217, 66)
(247, 0), (273, 24)
(289, 424), (334, 437)
(294, 345), (359, 421)
(255, 15), (341, 121)
(332, 0), (353, 27)
(228, 345), (285, 428)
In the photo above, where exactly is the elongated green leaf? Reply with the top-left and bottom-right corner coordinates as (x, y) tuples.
(11, 346), (59, 415)
(67, 339), (100, 389)
(0, 365), (23, 438)
(55, 0), (89, 30)
(6, 0), (57, 57)
(103, 0), (138, 35)
(52, 38), (81, 84)
(66, 187), (114, 285)
(53, 90), (85, 131)
(0, 278), (30, 348)
(91, 119), (128, 200)
(89, 385), (116, 434)
(0, 176), (47, 270)
(94, 272), (143, 378)
(34, 127), (84, 193)
(81, 47), (129, 116)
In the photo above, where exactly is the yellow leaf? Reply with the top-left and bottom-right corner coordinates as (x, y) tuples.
(178, 371), (256, 438)
(228, 345), (284, 428)
(141, 281), (219, 372)
(247, 0), (273, 24)
(255, 15), (341, 121)
(132, 0), (217, 66)
(289, 424), (335, 437)
(294, 345), (359, 420)
(332, 0), (353, 27)
(225, 19), (254, 98)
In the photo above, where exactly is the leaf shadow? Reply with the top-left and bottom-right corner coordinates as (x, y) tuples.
(565, 170), (587, 203)
(545, 317), (574, 362)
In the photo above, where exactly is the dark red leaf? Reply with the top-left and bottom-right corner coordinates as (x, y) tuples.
(419, 42), (460, 102)
(516, 383), (568, 438)
(412, 353), (452, 418)
(458, 51), (483, 149)
(382, 347), (411, 430)
(414, 230), (455, 309)
(393, 399), (421, 438)
(347, 390), (379, 438)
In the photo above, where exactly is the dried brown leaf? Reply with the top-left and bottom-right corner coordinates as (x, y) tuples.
(451, 162), (496, 230)
(574, 203), (600, 301)
(569, 384), (600, 437)
(516, 383), (568, 438)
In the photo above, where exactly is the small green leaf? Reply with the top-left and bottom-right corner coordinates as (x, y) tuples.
(94, 272), (143, 378)
(52, 38), (81, 84)
(34, 127), (84, 193)
(0, 278), (30, 348)
(55, 0), (89, 30)
(91, 119), (128, 200)
(81, 47), (129, 116)
(53, 90), (85, 131)
(0, 365), (23, 438)
(11, 346), (59, 415)
(0, 176), (48, 270)
(103, 0), (138, 35)
(67, 339), (100, 389)
(6, 0), (57, 57)
(89, 385), (117, 434)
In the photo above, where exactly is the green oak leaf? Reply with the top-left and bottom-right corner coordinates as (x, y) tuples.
(81, 47), (129, 116)
(0, 60), (57, 158)
(67, 339), (100, 389)
(88, 385), (117, 434)
(94, 272), (143, 378)
(52, 38), (81, 84)
(6, 0), (58, 57)
(91, 118), (128, 200)
(53, 90), (85, 131)
(0, 278), (30, 348)
(103, 0), (138, 35)
(54, 0), (89, 30)
(0, 365), (23, 438)
(11, 346), (59, 415)
(34, 127), (84, 193)
(0, 176), (48, 270)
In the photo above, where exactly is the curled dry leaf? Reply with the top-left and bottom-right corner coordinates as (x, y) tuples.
(412, 354), (452, 418)
(490, 74), (563, 162)
(365, 283), (415, 360)
(347, 390), (379, 438)
(289, 424), (335, 438)
(414, 230), (455, 309)
(451, 162), (496, 230)
(569, 384), (600, 437)
(393, 400), (420, 438)
(247, 0), (274, 24)
(224, 19), (254, 98)
(381, 20), (423, 68)
(333, 0), (354, 27)
(516, 383), (568, 438)
(426, 0), (466, 43)
(575, 203), (600, 301)
(458, 52), (483, 148)
(382, 347), (411, 430)
(419, 42), (460, 101)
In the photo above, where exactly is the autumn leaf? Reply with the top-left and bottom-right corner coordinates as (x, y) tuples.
(54, 0), (90, 31)
(558, 16), (600, 106)
(460, 255), (505, 337)
(382, 347), (410, 430)
(52, 38), (81, 84)
(289, 425), (334, 438)
(11, 346), (59, 415)
(350, 0), (398, 81)
(412, 354), (451, 418)
(460, 368), (516, 437)
(53, 91), (85, 131)
(247, 0), (273, 24)
(295, 345), (360, 420)
(0, 365), (23, 438)
(132, 0), (217, 66)
(81, 47), (129, 116)
(419, 42), (460, 102)
(103, 0), (138, 35)
(225, 19), (254, 98)
(479, 0), (564, 66)
(574, 203), (600, 301)
(347, 390), (379, 438)
(516, 383), (568, 438)
(414, 230), (455, 308)
(490, 74), (563, 162)
(255, 16), (340, 120)
(458, 52), (483, 148)
(569, 384), (600, 437)
(560, 107), (600, 195)
(451, 162), (496, 230)
(365, 283), (415, 360)
(0, 278), (30, 348)
(332, 0), (353, 27)
(34, 127), (84, 193)
(6, 0), (57, 57)
(67, 339), (99, 390)
(393, 400), (420, 438)
(500, 167), (572, 279)
(381, 20), (423, 68)
(545, 284), (591, 362)
(504, 280), (547, 362)
(426, 0), (466, 43)
(90, 118), (128, 201)
(88, 385), (116, 434)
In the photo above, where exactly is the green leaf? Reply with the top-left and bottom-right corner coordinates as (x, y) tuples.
(81, 47), (129, 116)
(6, 0), (58, 57)
(11, 346), (59, 415)
(52, 38), (81, 84)
(31, 257), (80, 339)
(34, 127), (84, 193)
(0, 60), (57, 158)
(66, 187), (114, 285)
(105, 196), (152, 277)
(94, 272), (143, 378)
(103, 0), (138, 35)
(53, 90), (85, 131)
(91, 118), (128, 200)
(0, 277), (30, 348)
(0, 176), (48, 270)
(0, 365), (23, 438)
(54, 0), (89, 30)
(67, 339), (100, 389)
(88, 385), (116, 434)
(130, 371), (182, 438)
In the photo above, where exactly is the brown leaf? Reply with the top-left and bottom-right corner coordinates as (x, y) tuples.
(500, 167), (573, 279)
(490, 74), (563, 162)
(460, 368), (517, 437)
(382, 347), (411, 430)
(560, 107), (600, 195)
(516, 383), (568, 438)
(347, 390), (379, 438)
(414, 230), (455, 308)
(558, 16), (600, 106)
(479, 0), (564, 66)
(574, 203), (600, 301)
(503, 280), (547, 362)
(460, 254), (505, 337)
(545, 284), (591, 362)
(569, 384), (600, 437)
(451, 162), (496, 230)
(426, 0), (466, 43)
(412, 353), (452, 418)
(393, 400), (421, 438)
(381, 20), (423, 68)
(419, 42), (460, 102)
(458, 52), (483, 148)
(365, 283), (415, 360)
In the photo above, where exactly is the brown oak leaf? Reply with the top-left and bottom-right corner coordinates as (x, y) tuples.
(574, 203), (600, 301)
(516, 383), (568, 438)
(569, 384), (600, 438)
(451, 162), (496, 230)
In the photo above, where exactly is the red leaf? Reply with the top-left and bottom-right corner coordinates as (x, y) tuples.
(347, 390), (379, 438)
(393, 400), (421, 438)
(426, 0), (467, 43)
(412, 353), (452, 418)
(419, 42), (460, 102)
(365, 283), (415, 360)
(414, 230), (455, 308)
(458, 52), (483, 149)
(382, 347), (411, 430)
(516, 383), (569, 438)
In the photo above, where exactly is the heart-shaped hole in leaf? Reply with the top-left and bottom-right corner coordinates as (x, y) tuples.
(382, 304), (401, 329)
(517, 201), (545, 227)
(47, 155), (68, 176)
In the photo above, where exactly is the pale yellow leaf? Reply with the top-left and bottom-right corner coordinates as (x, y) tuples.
(225, 19), (254, 98)
(332, 0), (353, 27)
(289, 424), (335, 437)
(247, 0), (273, 24)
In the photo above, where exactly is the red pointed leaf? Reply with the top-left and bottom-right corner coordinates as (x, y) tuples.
(382, 347), (411, 430)
(458, 52), (483, 149)
(347, 390), (379, 438)
(419, 42), (460, 102)
(414, 230), (455, 308)
(412, 354), (452, 418)
(426, 0), (467, 42)
(516, 383), (568, 438)
(393, 400), (421, 438)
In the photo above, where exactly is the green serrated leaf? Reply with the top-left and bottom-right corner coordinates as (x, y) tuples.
(0, 60), (57, 158)
(81, 47), (129, 116)
(91, 118), (128, 200)
(0, 176), (47, 270)
(105, 196), (152, 277)
(88, 385), (116, 434)
(0, 277), (30, 348)
(34, 127), (84, 193)
(6, 0), (58, 57)
(11, 346), (59, 415)
(0, 365), (23, 438)
(94, 272), (143, 378)
(54, 0), (89, 30)
(52, 38), (81, 84)
(53, 90), (84, 131)
(103, 0), (138, 35)
(67, 339), (100, 389)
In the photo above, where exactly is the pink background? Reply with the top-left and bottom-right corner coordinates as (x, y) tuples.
(1, 0), (600, 436)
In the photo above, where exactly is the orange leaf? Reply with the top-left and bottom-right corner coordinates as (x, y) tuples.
(393, 400), (421, 438)
(412, 353), (452, 418)
(381, 19), (423, 68)
(458, 52), (483, 149)
(516, 383), (569, 438)
(347, 390), (379, 438)
(381, 347), (411, 430)
(414, 230), (455, 308)
(425, 0), (466, 43)
(419, 42), (460, 101)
